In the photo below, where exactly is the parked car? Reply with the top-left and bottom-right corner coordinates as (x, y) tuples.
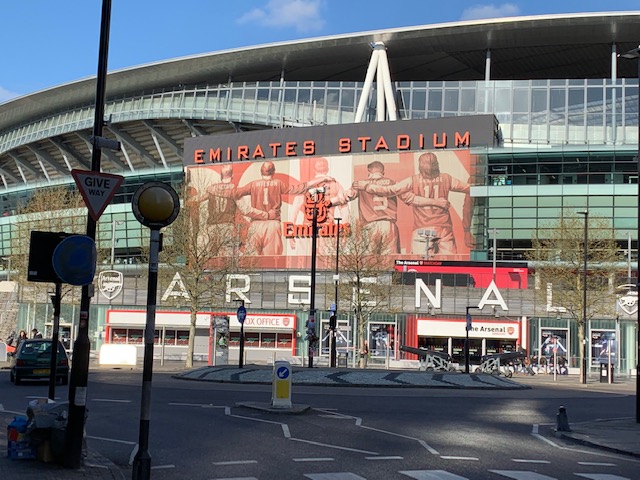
(10, 339), (69, 385)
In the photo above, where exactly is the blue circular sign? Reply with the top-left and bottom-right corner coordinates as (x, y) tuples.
(276, 366), (290, 379)
(52, 235), (97, 286)
(236, 305), (247, 323)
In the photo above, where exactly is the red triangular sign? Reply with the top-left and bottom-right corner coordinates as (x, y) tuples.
(71, 169), (124, 221)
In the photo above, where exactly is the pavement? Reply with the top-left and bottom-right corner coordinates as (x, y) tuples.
(1, 361), (639, 478)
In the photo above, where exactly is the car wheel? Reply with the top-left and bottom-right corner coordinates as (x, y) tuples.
(60, 375), (68, 386)
(10, 370), (14, 383)
(14, 374), (21, 385)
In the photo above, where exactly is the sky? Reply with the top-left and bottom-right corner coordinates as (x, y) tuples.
(1, 0), (638, 103)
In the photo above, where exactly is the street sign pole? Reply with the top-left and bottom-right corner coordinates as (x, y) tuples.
(237, 302), (246, 368)
(64, 0), (112, 468)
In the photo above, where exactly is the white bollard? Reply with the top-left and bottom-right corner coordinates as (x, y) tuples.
(272, 360), (293, 408)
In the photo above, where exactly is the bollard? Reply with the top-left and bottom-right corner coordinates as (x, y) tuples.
(272, 360), (292, 409)
(555, 405), (571, 432)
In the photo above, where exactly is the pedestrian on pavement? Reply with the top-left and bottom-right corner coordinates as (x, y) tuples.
(31, 328), (42, 339)
(360, 341), (369, 368)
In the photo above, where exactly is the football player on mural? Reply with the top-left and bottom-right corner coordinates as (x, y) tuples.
(288, 156), (350, 256)
(352, 152), (473, 257)
(234, 161), (324, 256)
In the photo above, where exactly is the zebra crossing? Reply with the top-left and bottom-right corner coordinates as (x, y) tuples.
(211, 469), (631, 480)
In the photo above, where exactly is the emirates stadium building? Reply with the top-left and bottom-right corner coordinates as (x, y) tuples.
(1, 12), (639, 373)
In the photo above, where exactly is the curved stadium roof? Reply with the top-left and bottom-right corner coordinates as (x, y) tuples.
(0, 12), (638, 189)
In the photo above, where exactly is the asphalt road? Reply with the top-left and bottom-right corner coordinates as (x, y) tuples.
(1, 368), (638, 480)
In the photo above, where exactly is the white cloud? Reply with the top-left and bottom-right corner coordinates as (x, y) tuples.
(460, 3), (521, 21)
(0, 85), (20, 103)
(237, 0), (326, 33)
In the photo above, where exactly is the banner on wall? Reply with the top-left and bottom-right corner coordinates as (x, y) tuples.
(590, 330), (616, 366)
(185, 148), (476, 269)
(539, 329), (569, 359)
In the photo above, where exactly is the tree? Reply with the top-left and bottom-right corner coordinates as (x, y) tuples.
(12, 186), (87, 308)
(527, 212), (623, 379)
(326, 219), (397, 368)
(159, 171), (243, 368)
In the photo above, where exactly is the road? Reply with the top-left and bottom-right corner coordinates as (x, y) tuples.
(1, 368), (638, 479)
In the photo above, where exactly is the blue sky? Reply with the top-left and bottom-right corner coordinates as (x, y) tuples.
(1, 1), (638, 102)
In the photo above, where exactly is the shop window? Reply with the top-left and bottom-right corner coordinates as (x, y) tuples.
(163, 331), (176, 345)
(176, 330), (189, 346)
(245, 332), (260, 347)
(277, 334), (293, 349)
(128, 329), (143, 344)
(229, 334), (240, 347)
(261, 333), (276, 348)
(112, 328), (127, 344)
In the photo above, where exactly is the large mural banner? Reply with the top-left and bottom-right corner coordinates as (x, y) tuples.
(185, 148), (475, 270)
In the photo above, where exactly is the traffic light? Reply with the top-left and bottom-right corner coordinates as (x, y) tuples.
(329, 315), (337, 329)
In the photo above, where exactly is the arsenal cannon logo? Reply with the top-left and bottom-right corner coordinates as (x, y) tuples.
(98, 270), (123, 300)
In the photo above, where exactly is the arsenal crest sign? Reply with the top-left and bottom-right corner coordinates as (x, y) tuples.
(98, 270), (123, 300)
(616, 283), (638, 315)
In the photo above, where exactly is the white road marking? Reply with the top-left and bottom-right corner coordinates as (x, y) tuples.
(293, 457), (335, 462)
(399, 470), (469, 479)
(531, 433), (640, 464)
(208, 477), (258, 480)
(315, 409), (439, 455)
(86, 435), (136, 445)
(365, 455), (403, 460)
(304, 473), (366, 479)
(512, 459), (551, 464)
(577, 462), (617, 467)
(439, 456), (478, 461)
(151, 464), (175, 470)
(575, 474), (632, 479)
(83, 462), (108, 469)
(531, 424), (539, 434)
(93, 398), (132, 403)
(169, 402), (226, 408)
(490, 470), (559, 479)
(289, 437), (378, 454)
(212, 460), (258, 466)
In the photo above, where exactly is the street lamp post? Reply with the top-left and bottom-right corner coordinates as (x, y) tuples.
(110, 219), (123, 269)
(307, 187), (325, 368)
(331, 217), (341, 368)
(464, 306), (480, 374)
(619, 44), (640, 423)
(578, 210), (588, 385)
(131, 182), (180, 480)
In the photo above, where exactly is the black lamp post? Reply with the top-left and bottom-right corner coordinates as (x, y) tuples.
(619, 45), (640, 422)
(330, 217), (341, 368)
(578, 210), (588, 385)
(131, 182), (180, 480)
(307, 187), (324, 368)
(464, 306), (480, 373)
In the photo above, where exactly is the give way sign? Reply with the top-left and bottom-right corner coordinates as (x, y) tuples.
(71, 169), (124, 221)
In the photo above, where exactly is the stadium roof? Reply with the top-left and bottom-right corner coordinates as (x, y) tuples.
(0, 12), (638, 189)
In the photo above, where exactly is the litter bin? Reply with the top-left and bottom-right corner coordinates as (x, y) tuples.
(599, 363), (614, 383)
(338, 352), (347, 367)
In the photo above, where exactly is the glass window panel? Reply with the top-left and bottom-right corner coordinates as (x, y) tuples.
(427, 90), (442, 111)
(513, 197), (536, 207)
(531, 89), (547, 113)
(284, 89), (297, 102)
(488, 197), (512, 207)
(297, 89), (311, 103)
(444, 90), (459, 111)
(460, 89), (476, 112)
(513, 89), (529, 113)
(341, 89), (354, 108)
(410, 90), (425, 111)
(568, 88), (585, 109)
(494, 88), (511, 113)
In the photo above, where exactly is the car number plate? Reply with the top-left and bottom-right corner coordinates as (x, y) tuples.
(34, 369), (50, 375)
